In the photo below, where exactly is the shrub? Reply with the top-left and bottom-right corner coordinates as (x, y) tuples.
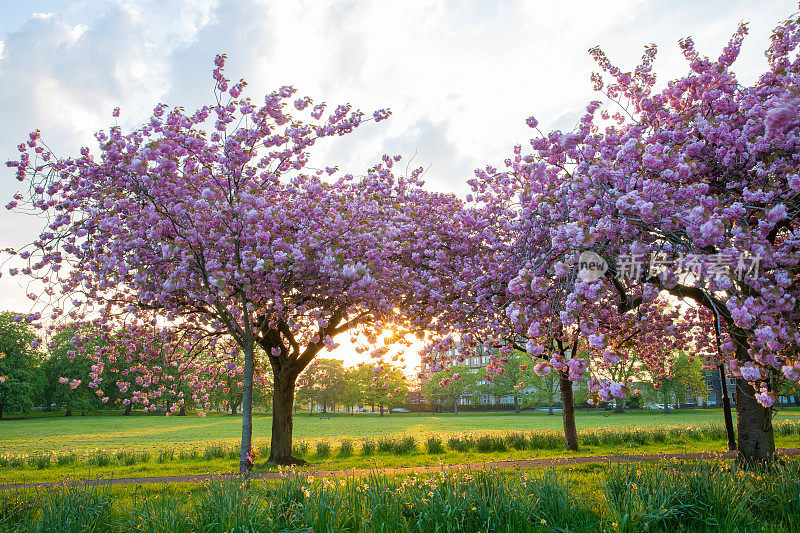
(475, 434), (506, 453)
(425, 436), (445, 454)
(394, 436), (416, 454)
(316, 440), (331, 458)
(361, 439), (375, 455)
(93, 451), (112, 467)
(204, 444), (226, 460)
(505, 432), (527, 450)
(158, 449), (175, 463)
(447, 435), (473, 452)
(377, 437), (394, 453)
(339, 439), (354, 458)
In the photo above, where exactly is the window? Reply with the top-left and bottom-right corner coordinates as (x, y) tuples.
(706, 381), (714, 391)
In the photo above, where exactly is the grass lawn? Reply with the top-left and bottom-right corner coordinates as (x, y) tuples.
(4, 408), (800, 454)
(2, 408), (800, 485)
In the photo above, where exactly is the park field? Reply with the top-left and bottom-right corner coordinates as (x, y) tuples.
(3, 408), (800, 485)
(3, 408), (800, 454)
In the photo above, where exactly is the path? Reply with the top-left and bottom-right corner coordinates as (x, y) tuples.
(3, 448), (799, 491)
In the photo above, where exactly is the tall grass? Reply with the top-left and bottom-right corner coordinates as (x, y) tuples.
(5, 459), (799, 531)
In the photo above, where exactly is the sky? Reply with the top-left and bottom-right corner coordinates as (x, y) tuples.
(0, 0), (796, 373)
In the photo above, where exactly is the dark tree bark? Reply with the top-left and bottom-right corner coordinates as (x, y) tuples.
(65, 406), (72, 417)
(0, 404), (5, 420)
(238, 342), (255, 474)
(123, 404), (132, 416)
(713, 315), (737, 451)
(178, 405), (187, 416)
(719, 364), (737, 451)
(559, 372), (579, 451)
(733, 335), (774, 465)
(267, 365), (307, 465)
(453, 399), (459, 415)
(736, 377), (774, 464)
(379, 402), (385, 416)
(514, 393), (520, 414)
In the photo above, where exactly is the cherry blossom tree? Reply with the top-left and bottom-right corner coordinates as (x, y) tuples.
(485, 12), (800, 463)
(5, 55), (464, 470)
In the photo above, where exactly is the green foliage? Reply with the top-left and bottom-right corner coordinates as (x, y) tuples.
(475, 434), (506, 453)
(425, 436), (445, 454)
(422, 366), (480, 413)
(644, 351), (709, 407)
(0, 312), (41, 417)
(360, 439), (375, 455)
(315, 440), (331, 458)
(39, 327), (103, 416)
(339, 439), (354, 458)
(10, 460), (800, 532)
(505, 431), (527, 450)
(447, 435), (473, 452)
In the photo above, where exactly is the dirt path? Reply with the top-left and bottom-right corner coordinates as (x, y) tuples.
(3, 448), (799, 491)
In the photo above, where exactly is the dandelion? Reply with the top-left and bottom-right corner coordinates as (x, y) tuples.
(541, 519), (547, 526)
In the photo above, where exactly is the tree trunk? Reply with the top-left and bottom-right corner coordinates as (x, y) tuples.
(268, 367), (308, 466)
(514, 393), (520, 414)
(238, 343), (255, 475)
(380, 403), (385, 416)
(231, 402), (238, 415)
(65, 406), (72, 417)
(559, 372), (579, 451)
(734, 338), (774, 465)
(123, 404), (131, 416)
(718, 364), (736, 451)
(736, 377), (774, 465)
(178, 405), (187, 416)
(614, 399), (624, 413)
(453, 399), (459, 415)
(0, 404), (4, 420)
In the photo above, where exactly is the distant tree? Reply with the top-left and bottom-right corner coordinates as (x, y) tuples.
(423, 366), (479, 415)
(645, 351), (707, 409)
(352, 362), (408, 415)
(41, 328), (101, 416)
(478, 350), (535, 413)
(523, 372), (559, 414)
(0, 312), (41, 419)
(341, 367), (364, 413)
